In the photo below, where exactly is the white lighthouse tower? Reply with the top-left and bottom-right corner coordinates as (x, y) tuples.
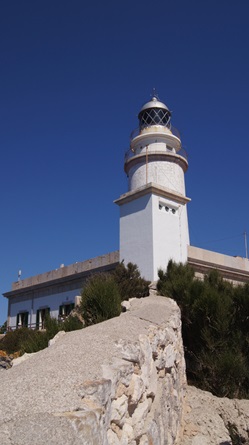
(115, 94), (190, 281)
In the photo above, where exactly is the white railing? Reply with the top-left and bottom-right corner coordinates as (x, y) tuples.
(124, 146), (188, 163)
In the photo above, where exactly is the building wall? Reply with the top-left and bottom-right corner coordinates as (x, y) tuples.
(12, 251), (119, 291)
(5, 252), (119, 330)
(128, 157), (186, 195)
(8, 287), (81, 330)
(188, 245), (249, 284)
(119, 194), (154, 280)
(119, 192), (190, 282)
(152, 195), (189, 279)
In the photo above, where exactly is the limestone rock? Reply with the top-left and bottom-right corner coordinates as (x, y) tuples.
(48, 329), (66, 347)
(12, 352), (36, 367)
(111, 394), (128, 426)
(0, 354), (12, 370)
(180, 385), (249, 445)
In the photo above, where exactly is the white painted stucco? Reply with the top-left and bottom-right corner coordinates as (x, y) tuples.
(8, 289), (79, 330)
(128, 158), (186, 194)
(119, 192), (189, 281)
(5, 252), (119, 330)
(117, 110), (190, 281)
(119, 194), (154, 280)
(152, 195), (189, 279)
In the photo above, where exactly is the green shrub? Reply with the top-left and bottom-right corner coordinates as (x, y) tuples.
(62, 315), (83, 332)
(20, 330), (49, 354)
(44, 315), (61, 339)
(80, 273), (121, 326)
(113, 261), (150, 301)
(157, 261), (249, 399)
(0, 314), (83, 356)
(0, 328), (45, 355)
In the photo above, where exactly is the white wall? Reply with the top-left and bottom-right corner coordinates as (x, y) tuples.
(119, 194), (154, 280)
(128, 159), (186, 195)
(119, 192), (190, 282)
(9, 288), (81, 329)
(9, 300), (33, 329)
(152, 195), (189, 280)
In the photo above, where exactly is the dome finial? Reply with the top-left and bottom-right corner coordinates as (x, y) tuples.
(151, 87), (159, 101)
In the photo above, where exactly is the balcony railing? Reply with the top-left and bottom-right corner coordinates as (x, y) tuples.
(124, 146), (188, 163)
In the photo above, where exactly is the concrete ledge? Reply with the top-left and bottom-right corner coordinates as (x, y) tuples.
(188, 245), (249, 284)
(114, 182), (191, 206)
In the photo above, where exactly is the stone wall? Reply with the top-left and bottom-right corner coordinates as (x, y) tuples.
(0, 296), (186, 445)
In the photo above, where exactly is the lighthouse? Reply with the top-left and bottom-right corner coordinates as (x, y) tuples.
(115, 94), (190, 282)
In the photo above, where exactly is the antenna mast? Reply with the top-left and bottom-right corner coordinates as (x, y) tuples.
(244, 231), (248, 259)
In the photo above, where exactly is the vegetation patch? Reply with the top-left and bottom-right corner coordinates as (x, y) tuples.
(113, 261), (150, 301)
(0, 315), (83, 356)
(80, 273), (121, 326)
(157, 260), (249, 399)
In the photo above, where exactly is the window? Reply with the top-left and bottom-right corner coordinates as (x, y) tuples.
(36, 308), (50, 330)
(59, 303), (74, 319)
(16, 312), (29, 329)
(158, 201), (178, 214)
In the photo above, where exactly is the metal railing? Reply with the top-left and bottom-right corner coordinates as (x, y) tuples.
(124, 146), (188, 163)
(7, 317), (71, 332)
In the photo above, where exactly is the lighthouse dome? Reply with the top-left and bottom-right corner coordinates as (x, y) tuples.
(138, 95), (171, 130)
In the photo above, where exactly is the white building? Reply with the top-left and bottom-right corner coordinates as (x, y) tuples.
(4, 252), (119, 330)
(3, 94), (249, 330)
(115, 95), (190, 281)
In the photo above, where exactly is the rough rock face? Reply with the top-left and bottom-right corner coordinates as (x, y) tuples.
(180, 385), (249, 445)
(0, 354), (12, 370)
(0, 296), (186, 445)
(0, 349), (13, 370)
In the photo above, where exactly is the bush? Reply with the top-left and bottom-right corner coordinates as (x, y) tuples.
(62, 315), (83, 332)
(0, 328), (46, 355)
(0, 314), (83, 356)
(157, 261), (249, 399)
(80, 273), (121, 326)
(19, 330), (49, 354)
(113, 261), (150, 301)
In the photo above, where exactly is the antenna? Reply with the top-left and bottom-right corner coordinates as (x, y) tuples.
(244, 231), (248, 259)
(151, 87), (159, 100)
(18, 270), (22, 281)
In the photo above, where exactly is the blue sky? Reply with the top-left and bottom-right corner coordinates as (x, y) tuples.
(1, 0), (249, 325)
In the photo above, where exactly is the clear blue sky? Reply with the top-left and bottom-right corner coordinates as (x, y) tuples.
(1, 0), (249, 325)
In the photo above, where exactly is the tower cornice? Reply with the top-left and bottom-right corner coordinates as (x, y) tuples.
(114, 182), (191, 206)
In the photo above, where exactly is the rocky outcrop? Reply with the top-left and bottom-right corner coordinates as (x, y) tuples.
(2, 296), (249, 445)
(0, 296), (186, 445)
(180, 385), (249, 445)
(0, 350), (12, 370)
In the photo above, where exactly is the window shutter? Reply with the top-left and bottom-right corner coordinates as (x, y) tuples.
(36, 310), (39, 329)
(24, 312), (28, 328)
